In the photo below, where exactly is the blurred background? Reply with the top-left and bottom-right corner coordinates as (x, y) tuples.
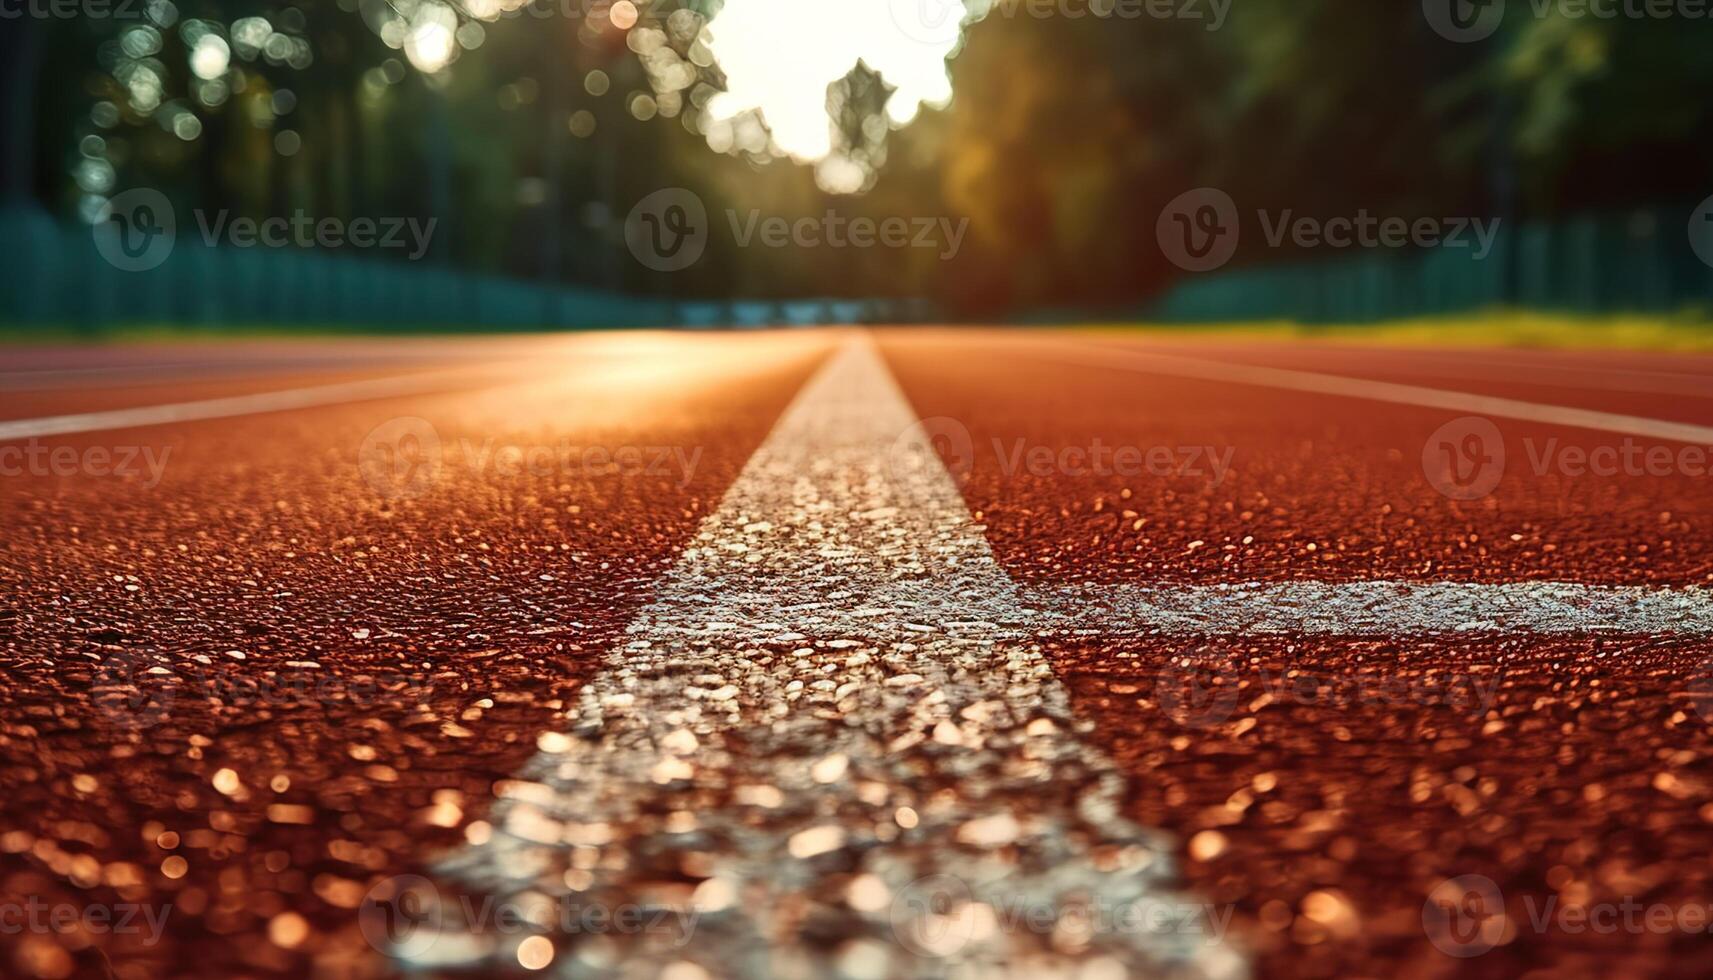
(3, 0), (1713, 334)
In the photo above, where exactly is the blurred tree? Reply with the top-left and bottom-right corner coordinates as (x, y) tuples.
(31, 0), (1713, 316)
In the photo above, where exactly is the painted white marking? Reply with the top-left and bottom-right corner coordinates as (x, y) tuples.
(414, 336), (1248, 978)
(1352, 348), (1713, 396)
(385, 333), (1713, 977)
(0, 370), (480, 441)
(1047, 581), (1713, 636)
(1045, 343), (1713, 446)
(1117, 345), (1713, 401)
(0, 362), (209, 385)
(0, 356), (451, 390)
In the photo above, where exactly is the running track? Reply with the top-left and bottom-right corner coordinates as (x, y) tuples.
(2, 328), (1711, 979)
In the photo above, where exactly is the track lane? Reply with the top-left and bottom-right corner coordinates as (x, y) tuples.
(1071, 334), (1713, 427)
(879, 328), (1713, 980)
(879, 331), (1713, 587)
(0, 332), (831, 978)
(7, 327), (1713, 980)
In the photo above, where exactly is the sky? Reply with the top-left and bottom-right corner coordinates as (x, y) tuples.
(703, 0), (966, 163)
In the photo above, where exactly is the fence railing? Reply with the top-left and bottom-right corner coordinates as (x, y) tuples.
(1146, 204), (1713, 324)
(0, 206), (686, 331)
(8, 204), (1711, 331)
(0, 207), (929, 332)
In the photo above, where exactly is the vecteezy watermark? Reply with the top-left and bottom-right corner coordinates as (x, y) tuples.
(1155, 188), (1241, 273)
(93, 187), (437, 271)
(1692, 655), (1713, 723)
(1421, 417), (1506, 502)
(426, 0), (667, 21)
(91, 651), (435, 732)
(1690, 195), (1713, 270)
(887, 416), (1236, 486)
(889, 874), (1233, 957)
(93, 188), (177, 272)
(891, 417), (979, 481)
(0, 898), (172, 945)
(1154, 655), (1503, 729)
(989, 438), (1235, 484)
(1421, 0), (1507, 42)
(1422, 416), (1713, 501)
(727, 211), (968, 261)
(624, 188), (709, 273)
(0, 0), (149, 19)
(624, 187), (968, 271)
(1425, 0), (1713, 42)
(1156, 188), (1501, 273)
(357, 417), (703, 499)
(1153, 651), (1244, 730)
(1424, 875), (1713, 958)
(358, 875), (700, 959)
(194, 211), (437, 260)
(358, 417), (444, 499)
(888, 0), (1230, 46)
(1422, 874), (1508, 956)
(0, 440), (172, 488)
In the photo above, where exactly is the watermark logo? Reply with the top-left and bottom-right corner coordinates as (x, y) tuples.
(0, 0), (150, 19)
(995, 439), (1234, 485)
(91, 651), (178, 732)
(888, 0), (965, 44)
(360, 874), (702, 956)
(1154, 652), (1242, 729)
(1425, 875), (1713, 955)
(890, 416), (976, 483)
(624, 187), (968, 270)
(625, 187), (709, 273)
(1158, 188), (1240, 273)
(1160, 190), (1501, 273)
(0, 440), (172, 487)
(359, 417), (704, 497)
(889, 873), (1236, 956)
(1431, 0), (1713, 39)
(1690, 195), (1713, 270)
(887, 418), (1236, 487)
(1422, 417), (1506, 501)
(359, 417), (444, 499)
(727, 210), (968, 260)
(1154, 658), (1501, 729)
(93, 187), (176, 272)
(91, 656), (433, 732)
(0, 898), (171, 944)
(1423, 874), (1507, 957)
(890, 0), (1229, 43)
(360, 875), (443, 959)
(891, 873), (979, 957)
(193, 211), (438, 259)
(1691, 655), (1713, 724)
(1424, 416), (1713, 500)
(1423, 0), (1505, 42)
(94, 187), (436, 269)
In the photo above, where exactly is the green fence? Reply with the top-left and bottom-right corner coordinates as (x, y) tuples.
(1147, 204), (1713, 324)
(0, 206), (678, 332)
(8, 204), (1712, 331)
(0, 207), (923, 332)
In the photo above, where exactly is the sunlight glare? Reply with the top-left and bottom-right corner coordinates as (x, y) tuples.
(704, 0), (964, 162)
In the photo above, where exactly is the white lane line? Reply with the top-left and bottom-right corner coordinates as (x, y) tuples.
(1117, 347), (1713, 402)
(0, 362), (209, 384)
(0, 357), (455, 391)
(1046, 581), (1713, 636)
(416, 335), (1248, 978)
(0, 369), (487, 441)
(1041, 343), (1713, 446)
(1346, 349), (1713, 397)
